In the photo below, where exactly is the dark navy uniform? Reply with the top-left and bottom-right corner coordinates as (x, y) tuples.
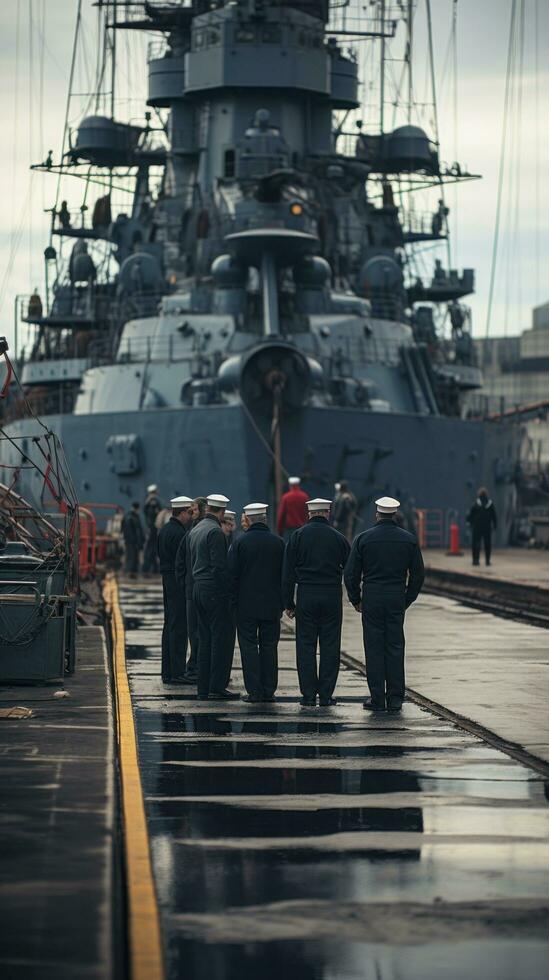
(175, 530), (198, 677)
(228, 522), (285, 700)
(188, 515), (232, 697)
(121, 508), (144, 575)
(282, 517), (350, 703)
(143, 491), (162, 574)
(344, 519), (424, 710)
(467, 494), (497, 566)
(158, 516), (188, 681)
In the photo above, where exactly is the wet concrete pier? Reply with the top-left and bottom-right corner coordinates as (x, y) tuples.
(120, 581), (549, 980)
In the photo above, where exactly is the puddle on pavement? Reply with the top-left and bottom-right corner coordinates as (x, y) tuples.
(146, 798), (425, 837)
(141, 765), (429, 797)
(162, 936), (549, 980)
(139, 740), (473, 763)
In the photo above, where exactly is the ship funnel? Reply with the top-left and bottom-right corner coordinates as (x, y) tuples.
(225, 228), (318, 337)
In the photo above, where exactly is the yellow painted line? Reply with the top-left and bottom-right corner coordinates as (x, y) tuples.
(103, 575), (165, 980)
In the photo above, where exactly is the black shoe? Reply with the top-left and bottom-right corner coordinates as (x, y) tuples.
(319, 698), (337, 707)
(363, 698), (386, 712)
(486, 561), (491, 566)
(184, 670), (198, 681)
(197, 694), (209, 701)
(262, 695), (276, 702)
(209, 690), (240, 701)
(168, 675), (196, 685)
(387, 703), (402, 714)
(472, 560), (479, 566)
(300, 697), (316, 707)
(242, 694), (262, 703)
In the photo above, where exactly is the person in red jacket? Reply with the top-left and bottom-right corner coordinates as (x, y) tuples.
(277, 477), (310, 539)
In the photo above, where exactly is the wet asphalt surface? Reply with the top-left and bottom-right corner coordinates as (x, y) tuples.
(121, 582), (549, 980)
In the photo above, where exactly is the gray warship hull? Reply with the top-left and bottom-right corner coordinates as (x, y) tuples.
(2, 405), (517, 544)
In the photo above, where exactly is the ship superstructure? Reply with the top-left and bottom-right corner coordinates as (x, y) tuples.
(1, 0), (519, 539)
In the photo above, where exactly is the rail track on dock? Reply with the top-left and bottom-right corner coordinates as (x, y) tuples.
(423, 568), (549, 629)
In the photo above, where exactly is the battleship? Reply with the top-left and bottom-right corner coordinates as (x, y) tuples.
(0, 0), (520, 539)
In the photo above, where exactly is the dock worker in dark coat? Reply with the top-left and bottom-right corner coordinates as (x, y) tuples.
(158, 495), (193, 684)
(121, 502), (145, 577)
(175, 496), (206, 683)
(277, 476), (309, 539)
(282, 498), (350, 707)
(344, 495), (424, 714)
(229, 502), (285, 703)
(467, 487), (497, 566)
(188, 493), (239, 701)
(142, 483), (162, 574)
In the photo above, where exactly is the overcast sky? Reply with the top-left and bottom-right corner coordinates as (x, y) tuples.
(0, 0), (547, 351)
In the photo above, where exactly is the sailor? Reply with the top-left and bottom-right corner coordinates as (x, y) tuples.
(188, 493), (238, 700)
(344, 496), (424, 713)
(175, 496), (206, 683)
(282, 498), (350, 707)
(332, 479), (358, 541)
(229, 503), (285, 703)
(121, 502), (145, 578)
(142, 483), (162, 574)
(467, 487), (497, 566)
(158, 495), (193, 684)
(221, 510), (237, 545)
(220, 509), (238, 688)
(277, 476), (309, 539)
(57, 200), (71, 229)
(27, 289), (43, 320)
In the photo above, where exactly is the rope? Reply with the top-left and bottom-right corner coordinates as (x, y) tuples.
(485, 0), (517, 338)
(237, 396), (290, 480)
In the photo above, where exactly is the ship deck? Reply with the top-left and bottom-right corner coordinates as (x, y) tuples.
(1, 568), (549, 980)
(119, 577), (549, 980)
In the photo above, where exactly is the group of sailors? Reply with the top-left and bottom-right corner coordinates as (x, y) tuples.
(151, 485), (425, 712)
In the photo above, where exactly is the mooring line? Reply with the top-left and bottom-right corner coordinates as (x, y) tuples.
(103, 575), (165, 980)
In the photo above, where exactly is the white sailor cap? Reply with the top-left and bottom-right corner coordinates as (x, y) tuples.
(375, 495), (400, 514)
(171, 495), (193, 509)
(147, 484), (158, 493)
(288, 476), (301, 485)
(243, 502), (269, 516)
(223, 510), (236, 520)
(307, 497), (332, 512)
(206, 493), (230, 508)
(334, 482), (341, 491)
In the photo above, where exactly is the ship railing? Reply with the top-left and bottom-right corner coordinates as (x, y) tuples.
(400, 208), (448, 240)
(52, 207), (103, 236)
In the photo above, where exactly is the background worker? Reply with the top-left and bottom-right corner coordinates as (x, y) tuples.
(157, 495), (194, 684)
(121, 502), (144, 578)
(282, 498), (350, 707)
(142, 483), (162, 574)
(344, 496), (424, 714)
(467, 487), (497, 566)
(277, 476), (309, 539)
(175, 496), (206, 683)
(229, 503), (285, 703)
(189, 493), (238, 701)
(332, 479), (358, 541)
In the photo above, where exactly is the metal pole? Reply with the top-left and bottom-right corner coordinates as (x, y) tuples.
(379, 0), (385, 133)
(272, 384), (283, 522)
(261, 251), (279, 336)
(13, 295), (19, 362)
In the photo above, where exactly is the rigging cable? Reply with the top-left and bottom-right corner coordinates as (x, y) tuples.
(54, 0), (83, 214)
(484, 0), (517, 339)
